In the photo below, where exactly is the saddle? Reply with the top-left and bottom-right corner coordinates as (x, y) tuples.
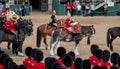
(56, 19), (65, 28)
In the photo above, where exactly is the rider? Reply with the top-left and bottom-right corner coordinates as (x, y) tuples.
(4, 14), (19, 42)
(64, 18), (72, 32)
(48, 8), (57, 27)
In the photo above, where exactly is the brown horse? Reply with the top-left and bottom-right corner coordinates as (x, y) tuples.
(36, 19), (65, 49)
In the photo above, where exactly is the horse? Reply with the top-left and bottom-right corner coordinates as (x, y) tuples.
(0, 18), (33, 56)
(50, 25), (96, 55)
(36, 19), (65, 50)
(107, 27), (120, 51)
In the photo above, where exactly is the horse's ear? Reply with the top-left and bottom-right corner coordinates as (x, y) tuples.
(92, 25), (94, 28)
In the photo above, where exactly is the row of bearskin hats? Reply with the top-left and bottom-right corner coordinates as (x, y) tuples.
(0, 49), (26, 69)
(90, 44), (120, 69)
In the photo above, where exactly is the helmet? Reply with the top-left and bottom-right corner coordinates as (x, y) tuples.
(11, 14), (18, 21)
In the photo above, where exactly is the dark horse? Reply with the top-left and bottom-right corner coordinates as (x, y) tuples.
(107, 27), (120, 51)
(36, 19), (65, 49)
(50, 25), (96, 55)
(0, 17), (33, 56)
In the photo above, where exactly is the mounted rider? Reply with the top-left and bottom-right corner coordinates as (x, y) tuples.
(4, 11), (19, 42)
(48, 8), (57, 27)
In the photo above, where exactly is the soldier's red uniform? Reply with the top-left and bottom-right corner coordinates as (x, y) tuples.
(72, 1), (76, 9)
(57, 58), (66, 69)
(4, 19), (16, 31)
(1, 9), (7, 16)
(23, 57), (33, 69)
(33, 61), (46, 69)
(101, 61), (111, 69)
(0, 64), (4, 69)
(65, 18), (72, 28)
(70, 63), (75, 69)
(66, 2), (71, 11)
(89, 55), (98, 66)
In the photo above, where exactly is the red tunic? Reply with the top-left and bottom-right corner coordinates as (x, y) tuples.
(70, 63), (75, 69)
(89, 55), (98, 66)
(34, 61), (46, 69)
(65, 18), (71, 28)
(1, 9), (7, 16)
(57, 58), (66, 69)
(4, 19), (16, 31)
(66, 2), (71, 10)
(101, 61), (111, 69)
(0, 64), (4, 69)
(72, 1), (76, 8)
(23, 57), (33, 69)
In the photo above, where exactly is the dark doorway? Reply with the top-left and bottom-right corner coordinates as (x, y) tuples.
(29, 0), (48, 11)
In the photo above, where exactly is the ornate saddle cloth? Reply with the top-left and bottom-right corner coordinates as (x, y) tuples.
(71, 22), (81, 33)
(56, 19), (65, 27)
(45, 24), (56, 31)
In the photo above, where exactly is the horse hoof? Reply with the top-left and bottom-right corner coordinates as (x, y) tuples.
(18, 52), (24, 57)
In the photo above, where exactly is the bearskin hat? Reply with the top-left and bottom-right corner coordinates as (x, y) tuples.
(100, 66), (108, 69)
(0, 53), (9, 64)
(74, 57), (83, 69)
(34, 50), (44, 62)
(44, 57), (51, 68)
(92, 65), (100, 69)
(31, 48), (38, 59)
(110, 52), (119, 65)
(110, 66), (119, 69)
(8, 61), (16, 69)
(51, 62), (62, 69)
(90, 44), (99, 55)
(68, 51), (75, 61)
(47, 57), (57, 69)
(25, 46), (32, 57)
(83, 59), (91, 69)
(102, 50), (110, 62)
(57, 47), (66, 58)
(17, 64), (26, 69)
(10, 64), (18, 69)
(117, 56), (120, 67)
(95, 49), (103, 60)
(0, 50), (4, 55)
(62, 54), (73, 68)
(3, 57), (13, 69)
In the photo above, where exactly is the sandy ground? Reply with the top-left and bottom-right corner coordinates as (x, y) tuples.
(0, 11), (120, 64)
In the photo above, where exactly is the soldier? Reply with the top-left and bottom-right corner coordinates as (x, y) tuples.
(4, 14), (19, 42)
(23, 47), (33, 69)
(101, 50), (111, 69)
(89, 44), (99, 66)
(83, 59), (91, 69)
(62, 54), (73, 69)
(18, 64), (27, 69)
(110, 52), (119, 66)
(48, 8), (57, 27)
(74, 57), (83, 69)
(57, 47), (66, 69)
(66, 0), (71, 16)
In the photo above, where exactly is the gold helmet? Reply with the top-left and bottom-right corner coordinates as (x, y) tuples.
(11, 14), (19, 21)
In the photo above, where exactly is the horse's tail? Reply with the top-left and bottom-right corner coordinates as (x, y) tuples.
(107, 28), (110, 48)
(87, 37), (90, 45)
(36, 27), (41, 48)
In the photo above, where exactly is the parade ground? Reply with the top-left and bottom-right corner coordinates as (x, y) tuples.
(0, 11), (120, 64)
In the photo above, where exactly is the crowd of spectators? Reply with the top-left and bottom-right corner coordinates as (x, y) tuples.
(65, 0), (108, 17)
(0, 43), (120, 69)
(0, 0), (28, 16)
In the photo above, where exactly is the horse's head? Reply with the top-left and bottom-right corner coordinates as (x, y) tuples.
(81, 25), (96, 37)
(18, 19), (33, 36)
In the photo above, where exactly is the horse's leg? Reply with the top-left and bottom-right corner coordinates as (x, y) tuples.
(12, 43), (18, 55)
(109, 37), (116, 51)
(74, 39), (82, 55)
(43, 36), (49, 50)
(7, 42), (11, 50)
(54, 41), (60, 55)
(17, 42), (24, 56)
